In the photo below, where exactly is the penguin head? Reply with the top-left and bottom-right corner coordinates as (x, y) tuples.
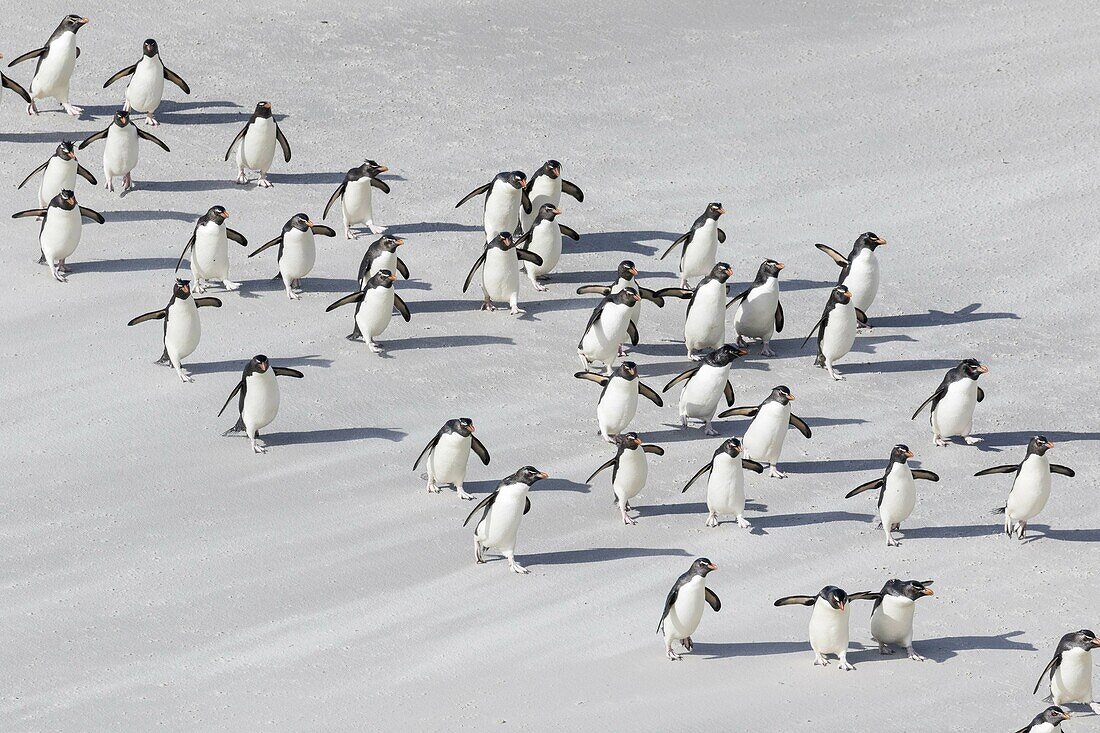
(113, 110), (131, 126)
(54, 189), (77, 209)
(705, 344), (747, 367)
(719, 438), (743, 458)
(830, 285), (853, 304)
(360, 159), (388, 178)
(1027, 435), (1055, 456)
(856, 231), (887, 250)
(173, 278), (192, 299)
(886, 578), (934, 601)
(615, 361), (638, 380)
(366, 269), (397, 289)
(56, 140), (77, 160)
(705, 202), (725, 219)
(512, 465), (549, 485)
(448, 417), (475, 437)
(890, 444), (914, 463)
(821, 586), (848, 610)
(289, 213), (312, 231)
(142, 39), (159, 57)
(503, 171), (526, 189)
(60, 15), (89, 33)
(207, 205), (229, 222)
(770, 385), (794, 405)
(536, 203), (561, 222)
(255, 101), (273, 118)
(616, 260), (638, 281)
(959, 358), (989, 379)
(251, 354), (270, 373)
(691, 557), (718, 576)
(1039, 707), (1071, 726)
(615, 432), (643, 450)
(759, 259), (785, 279)
(490, 231), (514, 249)
(542, 160), (562, 178)
(610, 287), (641, 306)
(376, 234), (404, 252)
(709, 262), (733, 283)
(1061, 629), (1100, 651)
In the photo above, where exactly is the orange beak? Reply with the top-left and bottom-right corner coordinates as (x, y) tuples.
(707, 562), (717, 570)
(978, 364), (989, 374)
(717, 206), (726, 215)
(905, 449), (914, 458)
(629, 267), (638, 276)
(538, 471), (549, 479)
(923, 588), (934, 596)
(844, 290), (853, 298)
(777, 262), (786, 269)
(378, 165), (389, 173)
(468, 424), (475, 432)
(1045, 441), (1054, 449)
(395, 238), (405, 246)
(388, 274), (397, 282)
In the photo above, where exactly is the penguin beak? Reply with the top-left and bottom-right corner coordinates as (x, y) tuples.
(978, 364), (989, 374)
(1045, 441), (1054, 449)
(538, 471), (549, 479)
(717, 206), (726, 215)
(725, 267), (733, 277)
(223, 210), (230, 218)
(875, 236), (887, 245)
(844, 289), (853, 298)
(632, 293), (641, 302)
(633, 437), (642, 446)
(905, 449), (914, 458)
(553, 207), (562, 216)
(922, 588), (934, 596)
(777, 262), (786, 269)
(735, 347), (748, 356)
(1061, 712), (1072, 721)
(80, 17), (89, 24)
(707, 562), (717, 571)
(395, 237), (405, 246)
(388, 274), (397, 282)
(306, 219), (315, 227)
(629, 267), (638, 276)
(786, 393), (796, 401)
(468, 424), (475, 433)
(837, 602), (845, 611)
(378, 165), (389, 173)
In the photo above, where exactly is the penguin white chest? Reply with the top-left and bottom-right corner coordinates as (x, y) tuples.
(428, 433), (472, 484)
(342, 178), (374, 224)
(684, 281), (726, 352)
(613, 449), (648, 501)
(680, 364), (729, 419)
(706, 453), (745, 515)
(355, 287), (395, 339)
(809, 601), (851, 654)
(610, 278), (642, 325)
(483, 187), (520, 239)
(1052, 647), (1093, 703)
(931, 379), (978, 437)
(597, 379), (638, 436)
(742, 402), (790, 464)
(844, 249), (880, 312)
(240, 118), (277, 170)
(734, 278), (779, 339)
(665, 576), (706, 640)
(482, 248), (519, 300)
(870, 595), (915, 645)
(40, 207), (82, 261)
(32, 35), (77, 99)
(879, 464), (916, 525)
(581, 304), (632, 363)
(104, 125), (140, 177)
(242, 370), (280, 431)
(476, 483), (528, 552)
(125, 56), (166, 112)
(521, 177), (560, 229)
(40, 158), (77, 207)
(1006, 455), (1052, 521)
(164, 298), (201, 361)
(279, 229), (316, 280)
(525, 221), (561, 276)
(681, 220), (719, 279)
(821, 303), (857, 362)
(192, 222), (229, 279)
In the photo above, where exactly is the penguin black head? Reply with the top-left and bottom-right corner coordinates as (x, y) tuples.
(718, 438), (743, 458)
(173, 278), (192, 299)
(56, 140), (77, 160)
(251, 354), (270, 372)
(821, 586), (849, 610)
(616, 260), (638, 281)
(1060, 629), (1100, 651)
(542, 160), (562, 178)
(206, 205), (229, 222)
(610, 287), (641, 306)
(770, 385), (794, 405)
(503, 171), (526, 189)
(615, 361), (639, 380)
(54, 189), (77, 210)
(958, 358), (989, 380)
(1038, 707), (1072, 726)
(373, 234), (404, 252)
(512, 465), (549, 485)
(359, 159), (388, 178)
(855, 232), (887, 250)
(59, 15), (89, 34)
(690, 557), (718, 576)
(447, 417), (475, 436)
(536, 203), (561, 222)
(615, 432), (643, 450)
(829, 284), (853, 305)
(114, 110), (131, 126)
(490, 231), (514, 249)
(709, 262), (733, 283)
(884, 578), (934, 601)
(704, 344), (747, 367)
(890, 444), (914, 464)
(1026, 435), (1055, 456)
(289, 213), (313, 231)
(758, 259), (785, 279)
(366, 269), (397, 289)
(255, 101), (273, 118)
(142, 39), (159, 56)
(705, 202), (725, 219)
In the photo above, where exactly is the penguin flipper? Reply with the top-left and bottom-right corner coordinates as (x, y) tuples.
(102, 63), (137, 88)
(657, 581), (683, 633)
(910, 388), (945, 420)
(274, 123), (292, 162)
(910, 469), (940, 482)
(175, 233), (196, 272)
(272, 367), (304, 378)
(76, 163), (98, 185)
(847, 591), (881, 602)
(973, 464), (1017, 476)
(801, 315), (826, 349)
(16, 159), (49, 189)
(573, 371), (610, 386)
(654, 287), (693, 300)
(976, 386), (985, 402)
(1033, 653), (1061, 694)
(135, 127), (170, 152)
(585, 457), (617, 484)
(1, 73), (31, 103)
(662, 366), (700, 393)
(775, 300), (784, 332)
(723, 381), (735, 407)
(523, 497), (532, 515)
(815, 243), (849, 266)
(7, 47), (46, 66)
(788, 413), (812, 439)
(412, 429), (443, 470)
(455, 183), (491, 208)
(636, 287), (663, 307)
(717, 227), (726, 244)
(462, 251), (487, 294)
(658, 232), (690, 261)
(773, 595), (816, 607)
(162, 66), (190, 94)
(845, 477), (884, 498)
(642, 444), (664, 456)
(369, 177), (390, 194)
(558, 224), (581, 241)
(1049, 464), (1076, 477)
(12, 208), (49, 220)
(638, 382), (664, 407)
(323, 181), (346, 219)
(395, 257), (410, 279)
(217, 380), (244, 417)
(854, 307), (868, 326)
(310, 224), (337, 237)
(741, 458), (765, 474)
(561, 179), (584, 202)
(248, 235), (282, 258)
(226, 228), (248, 246)
(78, 206), (105, 224)
(126, 308), (167, 326)
(463, 490), (498, 527)
(626, 321), (639, 346)
(725, 287), (751, 310)
(470, 436), (491, 466)
(78, 127), (110, 150)
(680, 462), (713, 493)
(224, 121), (249, 161)
(515, 249), (543, 266)
(194, 297), (222, 308)
(717, 405), (758, 419)
(393, 294), (411, 322)
(576, 285), (611, 296)
(520, 188), (532, 214)
(704, 588), (721, 612)
(513, 230), (532, 249)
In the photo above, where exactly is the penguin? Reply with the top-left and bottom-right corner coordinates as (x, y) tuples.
(1014, 707), (1072, 733)
(248, 213), (336, 299)
(513, 203), (580, 291)
(17, 140), (98, 208)
(683, 262), (733, 360)
(455, 171), (530, 241)
(325, 269), (411, 354)
(224, 101), (291, 187)
(7, 15), (88, 117)
(519, 159), (583, 232)
(577, 288), (642, 374)
(576, 261), (688, 355)
(0, 53), (33, 108)
(656, 558), (720, 661)
(412, 417), (490, 501)
(911, 358), (989, 446)
(218, 355), (304, 454)
(1034, 630), (1100, 707)
(101, 38), (189, 126)
(680, 438), (765, 527)
(977, 436), (1076, 539)
(12, 189), (104, 282)
(462, 231), (543, 315)
(464, 465), (548, 574)
(659, 202), (726, 288)
(358, 234), (408, 286)
(728, 259), (785, 356)
(663, 344), (746, 436)
(126, 278), (221, 382)
(574, 361), (663, 442)
(802, 285), (864, 380)
(78, 109), (170, 193)
(718, 386), (811, 478)
(174, 206), (248, 292)
(867, 578), (935, 660)
(322, 160), (391, 238)
(844, 445), (940, 546)
(774, 586), (879, 670)
(587, 432), (664, 525)
(815, 232), (886, 326)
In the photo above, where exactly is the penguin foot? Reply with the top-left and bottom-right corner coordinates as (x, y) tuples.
(838, 661), (855, 671)
(58, 260), (71, 273)
(104, 179), (114, 192)
(481, 299), (497, 311)
(621, 512), (637, 526)
(907, 649), (925, 662)
(813, 655), (829, 667)
(687, 351), (704, 362)
(235, 172), (248, 185)
(736, 336), (747, 348)
(457, 490), (475, 500)
(122, 174), (134, 191)
(736, 516), (752, 528)
(760, 344), (776, 357)
(703, 423), (719, 436)
(62, 102), (83, 117)
(617, 345), (629, 357)
(52, 268), (68, 283)
(879, 643), (895, 655)
(508, 560), (529, 574)
(426, 482), (441, 494)
(509, 306), (526, 315)
(705, 514), (719, 527)
(828, 368), (845, 381)
(933, 436), (948, 447)
(177, 370), (195, 383)
(681, 637), (693, 652)
(222, 280), (241, 291)
(963, 436), (983, 445)
(532, 281), (549, 292)
(368, 224), (387, 234)
(886, 536), (900, 547)
(601, 434), (615, 443)
(257, 176), (274, 188)
(27, 101), (39, 115)
(768, 467), (787, 479)
(251, 443), (267, 454)
(667, 648), (682, 661)
(368, 341), (386, 355)
(286, 290), (301, 300)
(144, 114), (158, 126)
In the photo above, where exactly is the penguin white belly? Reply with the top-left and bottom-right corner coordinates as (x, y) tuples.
(681, 221), (719, 279)
(342, 179), (373, 226)
(476, 485), (527, 552)
(192, 222), (229, 280)
(355, 287), (395, 339)
(870, 596), (915, 645)
(683, 284), (726, 353)
(39, 158), (77, 207)
(1006, 456), (1052, 522)
(581, 305), (632, 364)
(31, 36), (77, 101)
(242, 370), (280, 432)
(879, 464), (916, 526)
(367, 251), (397, 280)
(239, 118), (276, 171)
(706, 453), (745, 516)
(525, 222), (561, 276)
(613, 449), (648, 503)
(821, 303), (856, 363)
(809, 603), (850, 655)
(931, 379), (978, 437)
(844, 250), (880, 312)
(104, 125), (140, 177)
(597, 380), (638, 436)
(483, 248), (519, 301)
(125, 57), (165, 113)
(164, 299), (200, 363)
(40, 208), (82, 262)
(1051, 648), (1093, 704)
(483, 188), (520, 239)
(742, 402), (789, 464)
(279, 229), (316, 281)
(521, 178), (559, 231)
(733, 280), (779, 339)
(428, 433), (471, 485)
(679, 364), (729, 420)
(665, 577), (706, 640)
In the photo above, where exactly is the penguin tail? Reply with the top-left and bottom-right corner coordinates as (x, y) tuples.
(991, 505), (1006, 515)
(271, 272), (282, 281)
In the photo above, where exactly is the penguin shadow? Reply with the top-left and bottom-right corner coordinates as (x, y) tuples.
(760, 510), (873, 530)
(642, 424), (730, 444)
(109, 209), (196, 224)
(546, 269), (678, 285)
(140, 179), (242, 193)
(522, 546), (692, 567)
(187, 354), (333, 376)
(781, 454), (879, 475)
(977, 429), (1100, 450)
(757, 334), (913, 362)
(78, 256), (179, 274)
(394, 221), (483, 235)
(841, 357), (960, 375)
(635, 500), (767, 519)
(0, 129), (86, 144)
(384, 334), (515, 353)
(396, 278), (432, 291)
(872, 303), (1021, 329)
(572, 230), (681, 257)
(264, 426), (406, 446)
(897, 522), (1000, 541)
(692, 639), (810, 659)
(778, 277), (835, 293)
(856, 631), (1035, 664)
(239, 276), (356, 297)
(274, 171), (346, 186)
(1018, 525), (1100, 544)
